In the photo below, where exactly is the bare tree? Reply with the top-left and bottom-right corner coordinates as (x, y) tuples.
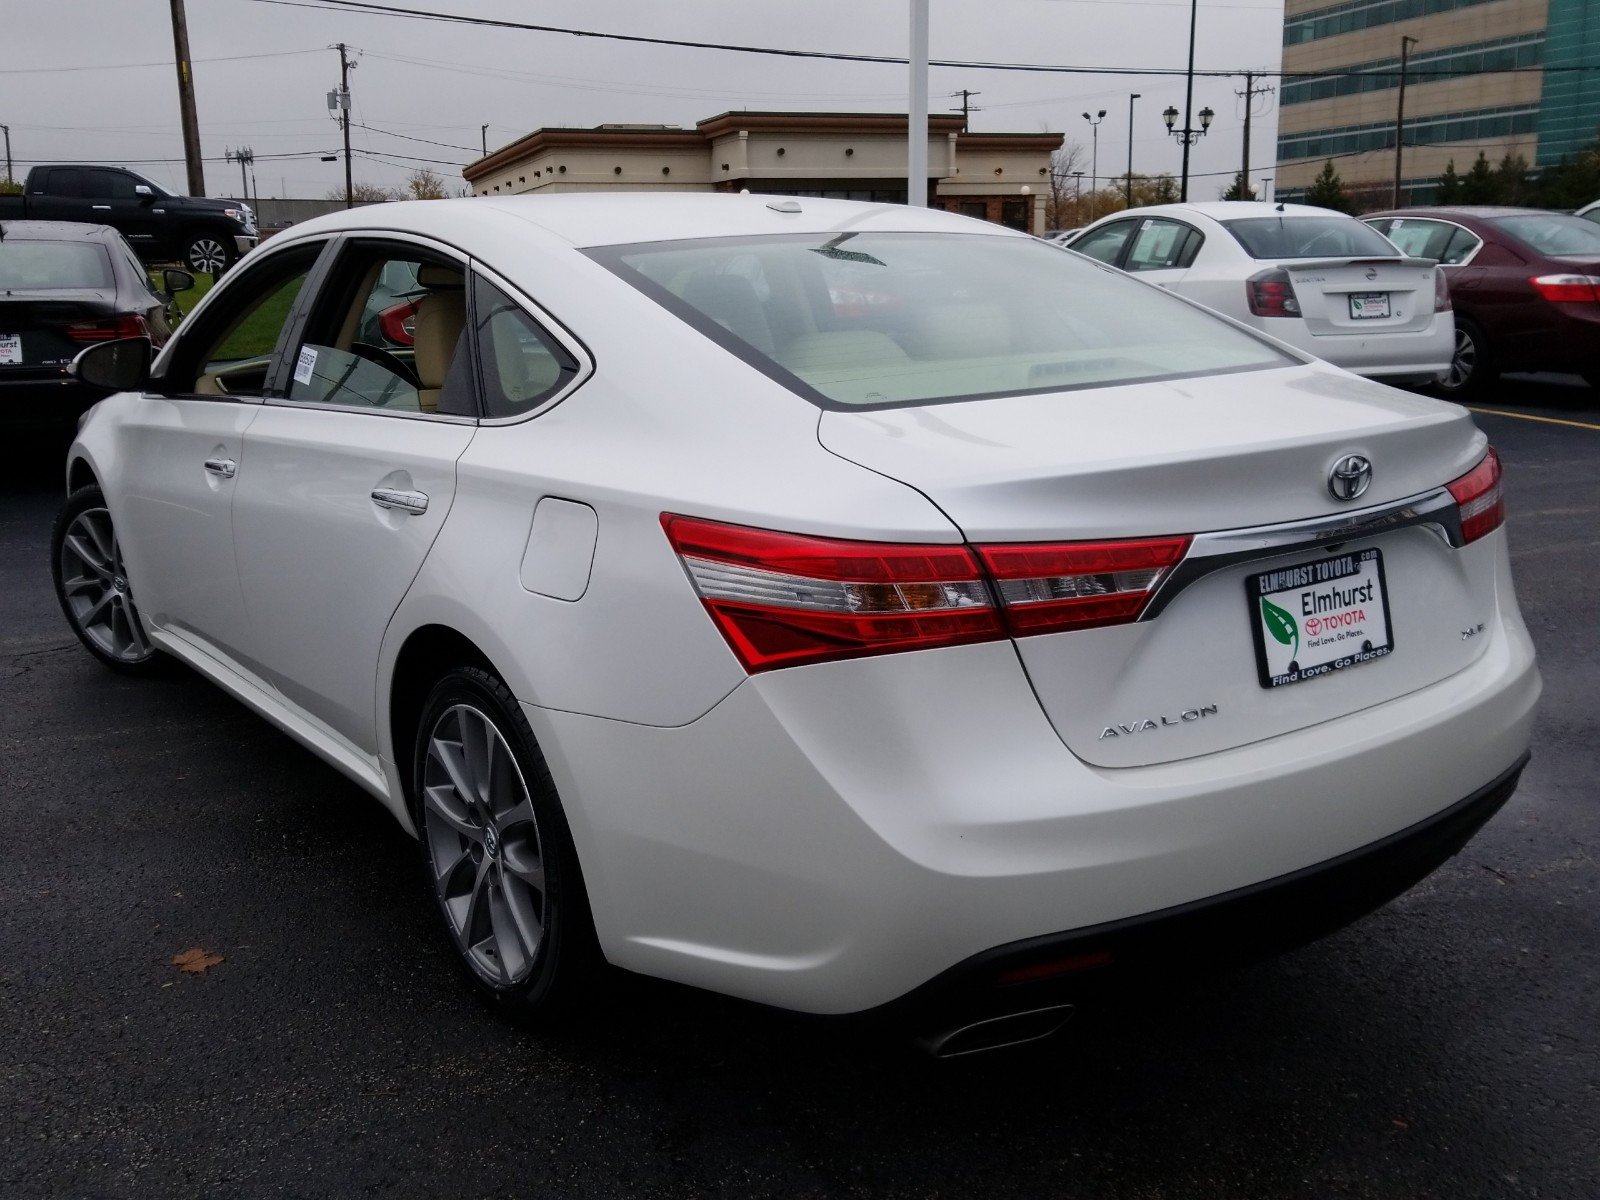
(325, 181), (402, 203)
(405, 168), (450, 200)
(1045, 141), (1087, 228)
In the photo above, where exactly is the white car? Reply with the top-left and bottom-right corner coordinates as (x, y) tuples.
(53, 194), (1538, 1053)
(1577, 199), (1600, 225)
(1065, 201), (1456, 386)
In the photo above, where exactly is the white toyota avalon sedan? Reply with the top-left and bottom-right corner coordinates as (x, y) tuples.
(1065, 201), (1456, 387)
(53, 194), (1538, 1053)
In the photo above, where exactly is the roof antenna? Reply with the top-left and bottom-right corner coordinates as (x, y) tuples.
(1275, 201), (1286, 212)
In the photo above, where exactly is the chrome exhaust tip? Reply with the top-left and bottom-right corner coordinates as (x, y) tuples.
(917, 1003), (1075, 1058)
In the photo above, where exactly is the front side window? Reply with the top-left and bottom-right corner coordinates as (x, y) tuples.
(1068, 221), (1137, 266)
(285, 246), (471, 416)
(163, 243), (321, 397)
(593, 230), (1292, 410)
(1222, 215), (1399, 259)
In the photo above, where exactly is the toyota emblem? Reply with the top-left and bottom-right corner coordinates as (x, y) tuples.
(1328, 454), (1372, 502)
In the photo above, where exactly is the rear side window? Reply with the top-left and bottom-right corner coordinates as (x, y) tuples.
(473, 276), (579, 418)
(594, 230), (1292, 410)
(1221, 216), (1398, 260)
(0, 242), (113, 289)
(1488, 214), (1600, 256)
(1124, 219), (1201, 271)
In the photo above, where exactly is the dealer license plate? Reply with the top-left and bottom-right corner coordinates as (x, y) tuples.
(0, 334), (21, 364)
(1246, 548), (1394, 689)
(1349, 292), (1390, 319)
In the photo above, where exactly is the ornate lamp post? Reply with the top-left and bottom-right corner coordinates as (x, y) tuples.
(1163, 103), (1214, 201)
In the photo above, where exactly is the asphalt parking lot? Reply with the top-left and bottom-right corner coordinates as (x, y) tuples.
(3, 377), (1596, 1200)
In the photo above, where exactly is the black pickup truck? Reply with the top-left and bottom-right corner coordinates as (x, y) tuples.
(0, 165), (258, 275)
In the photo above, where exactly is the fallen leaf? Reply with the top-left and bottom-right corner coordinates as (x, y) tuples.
(1392, 1118), (1410, 1129)
(172, 948), (224, 974)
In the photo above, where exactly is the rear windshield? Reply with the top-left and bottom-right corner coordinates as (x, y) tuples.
(1488, 213), (1600, 257)
(1221, 216), (1399, 260)
(589, 231), (1292, 410)
(0, 241), (114, 290)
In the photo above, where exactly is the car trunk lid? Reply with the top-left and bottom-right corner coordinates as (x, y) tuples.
(818, 364), (1496, 767)
(1281, 257), (1438, 336)
(0, 290), (124, 377)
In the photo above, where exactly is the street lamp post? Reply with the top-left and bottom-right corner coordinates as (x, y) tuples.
(1163, 103), (1214, 201)
(1082, 109), (1106, 205)
(1072, 170), (1084, 225)
(1126, 93), (1141, 206)
(1393, 35), (1419, 207)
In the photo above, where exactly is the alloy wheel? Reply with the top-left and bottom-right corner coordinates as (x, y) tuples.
(421, 703), (548, 987)
(57, 507), (154, 665)
(187, 237), (229, 275)
(1442, 327), (1477, 391)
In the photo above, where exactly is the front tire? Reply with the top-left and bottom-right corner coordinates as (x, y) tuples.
(51, 485), (163, 674)
(412, 667), (599, 1022)
(184, 233), (235, 277)
(1434, 317), (1496, 399)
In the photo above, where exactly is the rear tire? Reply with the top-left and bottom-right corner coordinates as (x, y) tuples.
(1433, 318), (1496, 399)
(50, 485), (164, 674)
(412, 666), (600, 1023)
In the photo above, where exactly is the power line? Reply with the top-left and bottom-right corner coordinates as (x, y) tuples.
(0, 48), (321, 76)
(351, 121), (477, 153)
(243, 0), (1600, 82)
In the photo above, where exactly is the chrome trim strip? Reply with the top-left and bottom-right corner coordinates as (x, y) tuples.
(1141, 487), (1461, 619)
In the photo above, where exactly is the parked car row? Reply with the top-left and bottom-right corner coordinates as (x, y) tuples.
(52, 193), (1537, 1051)
(1, 219), (192, 435)
(1060, 200), (1600, 396)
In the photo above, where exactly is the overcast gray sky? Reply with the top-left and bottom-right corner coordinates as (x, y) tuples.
(1, 0), (1287, 200)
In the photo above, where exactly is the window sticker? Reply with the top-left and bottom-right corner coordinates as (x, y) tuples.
(293, 345), (318, 385)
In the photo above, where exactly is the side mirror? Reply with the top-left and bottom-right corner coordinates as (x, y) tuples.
(134, 183), (155, 206)
(162, 268), (195, 295)
(71, 337), (152, 392)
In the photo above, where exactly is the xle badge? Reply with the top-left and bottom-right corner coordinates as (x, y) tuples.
(1099, 704), (1219, 739)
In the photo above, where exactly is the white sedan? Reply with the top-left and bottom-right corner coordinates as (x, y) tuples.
(53, 194), (1538, 1053)
(1065, 201), (1456, 385)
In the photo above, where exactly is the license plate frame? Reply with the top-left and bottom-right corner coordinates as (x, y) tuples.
(1246, 548), (1394, 689)
(1348, 292), (1390, 320)
(0, 334), (21, 365)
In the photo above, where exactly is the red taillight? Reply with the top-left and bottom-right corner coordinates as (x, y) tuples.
(1246, 268), (1301, 317)
(977, 536), (1191, 633)
(1446, 447), (1504, 545)
(1434, 268), (1452, 313)
(1528, 274), (1600, 304)
(663, 515), (1190, 672)
(377, 299), (421, 346)
(65, 314), (149, 342)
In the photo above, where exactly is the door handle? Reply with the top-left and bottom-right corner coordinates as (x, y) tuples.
(371, 487), (429, 515)
(203, 457), (237, 478)
(92, 204), (112, 211)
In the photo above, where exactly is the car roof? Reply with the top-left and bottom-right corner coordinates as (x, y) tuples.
(0, 219), (120, 242)
(1365, 206), (1554, 219)
(1085, 201), (1351, 223)
(272, 192), (1030, 250)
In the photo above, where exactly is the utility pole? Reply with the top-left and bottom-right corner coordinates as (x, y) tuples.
(1, 124), (12, 188)
(332, 42), (356, 208)
(1235, 71), (1274, 199)
(1393, 36), (1419, 208)
(226, 146), (253, 205)
(168, 0), (206, 195)
(908, 0), (928, 207)
(949, 89), (981, 131)
(1126, 94), (1140, 207)
(481, 123), (489, 156)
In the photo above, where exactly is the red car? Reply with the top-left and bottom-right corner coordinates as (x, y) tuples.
(1363, 207), (1600, 397)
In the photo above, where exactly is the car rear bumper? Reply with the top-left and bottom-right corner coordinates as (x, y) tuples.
(0, 375), (110, 431)
(1252, 313), (1454, 380)
(529, 542), (1539, 1015)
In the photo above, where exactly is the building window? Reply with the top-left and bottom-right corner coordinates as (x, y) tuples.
(1277, 103), (1539, 161)
(1284, 0), (1504, 46)
(1281, 34), (1545, 106)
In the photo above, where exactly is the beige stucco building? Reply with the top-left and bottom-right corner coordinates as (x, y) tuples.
(463, 112), (1063, 234)
(1276, 0), (1600, 204)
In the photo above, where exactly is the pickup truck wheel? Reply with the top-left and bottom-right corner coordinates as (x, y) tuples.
(185, 234), (234, 276)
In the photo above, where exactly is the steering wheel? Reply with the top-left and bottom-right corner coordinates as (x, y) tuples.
(350, 341), (422, 388)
